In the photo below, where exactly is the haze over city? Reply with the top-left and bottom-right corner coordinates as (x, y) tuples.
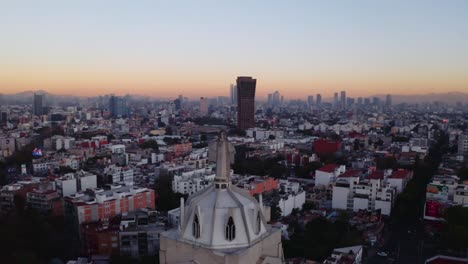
(1, 0), (468, 98)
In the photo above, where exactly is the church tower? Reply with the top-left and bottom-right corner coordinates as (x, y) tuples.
(159, 131), (284, 264)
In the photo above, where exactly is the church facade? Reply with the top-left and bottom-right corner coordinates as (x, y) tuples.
(159, 132), (284, 264)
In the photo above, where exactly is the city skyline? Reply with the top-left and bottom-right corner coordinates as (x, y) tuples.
(1, 1), (468, 98)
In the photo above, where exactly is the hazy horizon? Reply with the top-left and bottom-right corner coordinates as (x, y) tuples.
(1, 0), (468, 98)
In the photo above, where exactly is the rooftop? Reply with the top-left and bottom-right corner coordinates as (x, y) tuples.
(338, 169), (361, 178)
(368, 171), (384, 180)
(318, 164), (339, 173)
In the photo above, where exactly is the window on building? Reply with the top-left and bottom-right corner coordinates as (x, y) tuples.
(225, 217), (235, 241)
(192, 214), (200, 239)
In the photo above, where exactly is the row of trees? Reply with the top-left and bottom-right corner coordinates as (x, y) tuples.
(283, 213), (362, 261)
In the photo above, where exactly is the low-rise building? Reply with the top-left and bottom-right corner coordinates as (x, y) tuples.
(64, 185), (155, 229)
(315, 164), (346, 187)
(332, 170), (397, 215)
(323, 245), (363, 264)
(235, 175), (279, 196)
(27, 188), (63, 216)
(119, 209), (166, 257)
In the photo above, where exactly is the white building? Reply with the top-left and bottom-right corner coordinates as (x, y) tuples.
(172, 168), (216, 195)
(458, 134), (468, 155)
(324, 245), (363, 264)
(160, 132), (284, 264)
(108, 144), (126, 154)
(278, 191), (306, 217)
(104, 165), (134, 186)
(246, 128), (284, 141)
(315, 164), (346, 187)
(387, 169), (413, 194)
(332, 170), (396, 215)
(454, 184), (468, 205)
(55, 171), (97, 196)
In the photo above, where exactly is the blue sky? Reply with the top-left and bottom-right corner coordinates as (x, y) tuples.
(1, 0), (467, 98)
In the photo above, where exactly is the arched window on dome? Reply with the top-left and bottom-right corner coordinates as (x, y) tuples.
(256, 212), (261, 234)
(192, 214), (200, 239)
(225, 217), (236, 241)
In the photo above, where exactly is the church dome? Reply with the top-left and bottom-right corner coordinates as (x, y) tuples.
(178, 132), (269, 249)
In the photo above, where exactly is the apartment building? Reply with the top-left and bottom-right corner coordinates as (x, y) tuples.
(64, 185), (155, 229)
(332, 170), (397, 215)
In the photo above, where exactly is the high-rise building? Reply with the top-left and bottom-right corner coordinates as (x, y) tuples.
(316, 94), (322, 106)
(236, 76), (256, 130)
(307, 95), (314, 107)
(174, 98), (181, 110)
(267, 94), (273, 105)
(340, 91), (346, 109)
(334, 93), (339, 106)
(273, 91), (280, 104)
(230, 84), (237, 105)
(33, 93), (44, 116)
(200, 97), (209, 116)
(1, 111), (7, 123)
(372, 97), (380, 106)
(357, 97), (363, 105)
(386, 94), (392, 107)
(109, 95), (128, 118)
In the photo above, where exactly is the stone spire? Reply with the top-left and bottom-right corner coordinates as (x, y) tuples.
(215, 131), (231, 184)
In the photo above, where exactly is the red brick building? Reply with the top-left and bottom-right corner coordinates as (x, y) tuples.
(65, 185), (155, 228)
(313, 139), (341, 156)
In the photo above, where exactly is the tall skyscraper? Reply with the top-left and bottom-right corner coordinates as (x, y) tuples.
(267, 93), (273, 105)
(174, 98), (181, 110)
(307, 95), (314, 107)
(316, 94), (322, 106)
(273, 91), (280, 104)
(230, 84), (237, 105)
(33, 93), (44, 116)
(340, 91), (346, 109)
(357, 97), (363, 105)
(334, 92), (339, 107)
(200, 97), (209, 116)
(109, 95), (128, 118)
(236, 76), (256, 130)
(385, 94), (392, 107)
(372, 97), (380, 106)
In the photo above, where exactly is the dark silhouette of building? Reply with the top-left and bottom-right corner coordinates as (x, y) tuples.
(33, 93), (44, 116)
(385, 94), (392, 107)
(174, 98), (181, 110)
(236, 76), (256, 130)
(340, 91), (346, 109)
(109, 95), (128, 118)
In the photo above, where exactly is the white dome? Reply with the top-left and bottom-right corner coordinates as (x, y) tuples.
(179, 185), (268, 249)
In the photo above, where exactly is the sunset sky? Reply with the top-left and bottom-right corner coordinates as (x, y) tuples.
(1, 0), (468, 99)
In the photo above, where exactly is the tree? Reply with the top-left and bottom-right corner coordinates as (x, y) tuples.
(268, 134), (276, 140)
(457, 166), (468, 182)
(140, 140), (159, 151)
(200, 134), (207, 142)
(270, 204), (282, 222)
(154, 175), (186, 212)
(444, 206), (468, 252)
(302, 202), (316, 211)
